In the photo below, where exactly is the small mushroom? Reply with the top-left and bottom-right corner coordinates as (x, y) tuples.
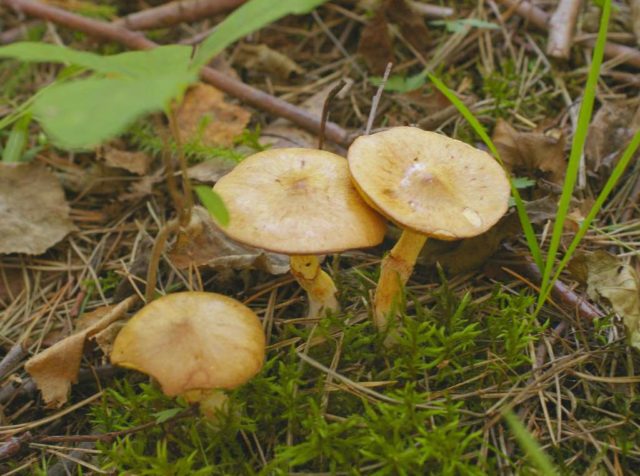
(111, 292), (265, 416)
(212, 148), (387, 319)
(348, 127), (511, 333)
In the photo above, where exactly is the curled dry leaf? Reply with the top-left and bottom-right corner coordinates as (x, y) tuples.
(0, 162), (76, 255)
(492, 119), (566, 185)
(571, 251), (640, 350)
(102, 146), (152, 175)
(234, 43), (304, 80)
(24, 295), (137, 407)
(168, 206), (289, 275)
(174, 83), (251, 148)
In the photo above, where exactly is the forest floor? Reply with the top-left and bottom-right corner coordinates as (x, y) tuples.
(1, 0), (640, 475)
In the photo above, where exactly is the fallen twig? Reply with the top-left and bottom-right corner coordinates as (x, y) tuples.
(547, 0), (583, 59)
(114, 0), (245, 31)
(0, 343), (26, 380)
(3, 0), (351, 146)
(0, 20), (40, 44)
(496, 0), (640, 68)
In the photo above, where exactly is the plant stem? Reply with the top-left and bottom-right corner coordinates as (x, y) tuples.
(290, 255), (339, 319)
(167, 107), (193, 227)
(145, 219), (179, 303)
(374, 228), (427, 332)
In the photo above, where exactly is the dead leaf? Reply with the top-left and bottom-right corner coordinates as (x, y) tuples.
(585, 101), (640, 173)
(168, 206), (289, 275)
(571, 251), (640, 350)
(492, 119), (566, 184)
(25, 295), (137, 407)
(92, 321), (125, 356)
(187, 159), (237, 184)
(174, 83), (251, 148)
(101, 147), (152, 175)
(358, 7), (394, 74)
(234, 43), (304, 80)
(358, 0), (429, 73)
(0, 162), (76, 255)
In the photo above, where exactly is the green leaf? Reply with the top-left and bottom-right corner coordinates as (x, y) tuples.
(0, 42), (192, 78)
(33, 71), (196, 149)
(153, 407), (183, 424)
(195, 185), (230, 226)
(503, 411), (559, 475)
(193, 0), (329, 68)
(512, 177), (536, 189)
(370, 71), (427, 93)
(2, 113), (31, 162)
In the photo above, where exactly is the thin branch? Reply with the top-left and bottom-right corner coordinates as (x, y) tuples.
(114, 0), (246, 31)
(366, 62), (392, 135)
(0, 343), (26, 380)
(407, 1), (454, 18)
(495, 0), (640, 68)
(3, 0), (351, 147)
(318, 80), (347, 150)
(547, 0), (583, 59)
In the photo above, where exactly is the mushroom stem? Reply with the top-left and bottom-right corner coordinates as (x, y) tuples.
(290, 255), (339, 319)
(184, 388), (229, 421)
(373, 229), (427, 332)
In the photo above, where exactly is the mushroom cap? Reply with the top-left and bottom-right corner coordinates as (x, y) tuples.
(111, 292), (265, 397)
(348, 127), (511, 240)
(212, 148), (386, 254)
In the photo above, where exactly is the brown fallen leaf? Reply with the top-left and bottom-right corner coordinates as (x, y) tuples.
(571, 251), (640, 350)
(0, 162), (76, 255)
(168, 206), (289, 275)
(492, 119), (566, 185)
(174, 83), (251, 148)
(187, 159), (237, 184)
(101, 146), (152, 175)
(358, 7), (394, 74)
(585, 101), (640, 173)
(358, 0), (430, 74)
(24, 295), (137, 407)
(234, 43), (304, 80)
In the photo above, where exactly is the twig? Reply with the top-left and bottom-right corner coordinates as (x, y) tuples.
(0, 431), (31, 461)
(547, 0), (583, 59)
(3, 0), (351, 147)
(495, 0), (640, 68)
(318, 80), (347, 150)
(0, 343), (26, 380)
(144, 219), (180, 303)
(407, 1), (454, 18)
(114, 0), (245, 31)
(365, 62), (392, 135)
(45, 438), (96, 476)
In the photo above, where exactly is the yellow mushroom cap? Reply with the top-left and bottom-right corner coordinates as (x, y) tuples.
(111, 292), (265, 397)
(212, 148), (386, 254)
(348, 127), (511, 240)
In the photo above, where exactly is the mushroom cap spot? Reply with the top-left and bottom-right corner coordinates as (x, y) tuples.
(348, 127), (511, 240)
(212, 148), (387, 254)
(111, 292), (265, 397)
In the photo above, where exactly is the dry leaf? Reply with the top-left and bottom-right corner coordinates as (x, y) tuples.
(572, 251), (640, 350)
(168, 206), (289, 275)
(235, 43), (304, 80)
(187, 159), (237, 184)
(174, 83), (251, 148)
(25, 295), (137, 407)
(358, 7), (394, 74)
(102, 147), (152, 175)
(492, 119), (566, 184)
(0, 162), (76, 255)
(585, 101), (640, 173)
(385, 0), (430, 53)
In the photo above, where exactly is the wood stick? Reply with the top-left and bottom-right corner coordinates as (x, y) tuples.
(2, 0), (351, 147)
(547, 0), (583, 59)
(114, 0), (246, 31)
(495, 0), (640, 68)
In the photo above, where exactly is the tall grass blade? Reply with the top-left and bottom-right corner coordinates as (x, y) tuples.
(537, 0), (611, 309)
(503, 411), (559, 475)
(428, 74), (543, 269)
(538, 128), (640, 306)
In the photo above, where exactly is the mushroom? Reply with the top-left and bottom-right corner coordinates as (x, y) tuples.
(212, 148), (387, 319)
(348, 127), (511, 332)
(111, 291), (265, 416)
